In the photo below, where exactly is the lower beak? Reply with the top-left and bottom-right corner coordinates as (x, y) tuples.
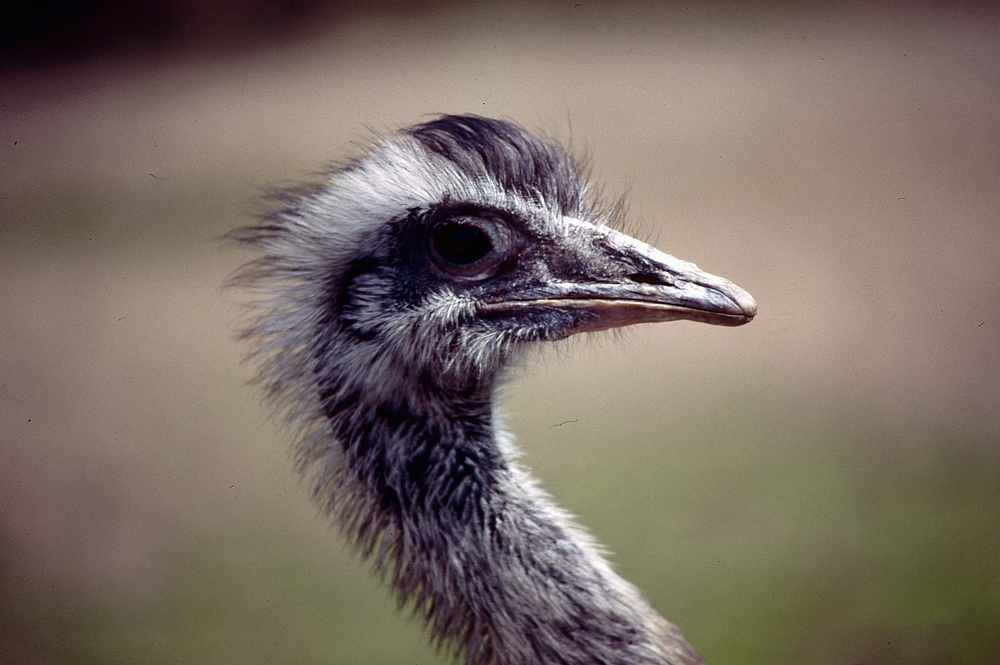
(484, 270), (755, 334)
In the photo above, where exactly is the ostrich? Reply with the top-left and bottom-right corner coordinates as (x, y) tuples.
(231, 115), (755, 665)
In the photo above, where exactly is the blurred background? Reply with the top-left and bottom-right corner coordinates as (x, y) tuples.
(2, 1), (998, 663)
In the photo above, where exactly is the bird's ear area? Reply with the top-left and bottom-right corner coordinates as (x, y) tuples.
(477, 217), (757, 334)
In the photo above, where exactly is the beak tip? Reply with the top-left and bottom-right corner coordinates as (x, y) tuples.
(736, 290), (757, 319)
(701, 277), (756, 323)
(723, 287), (756, 326)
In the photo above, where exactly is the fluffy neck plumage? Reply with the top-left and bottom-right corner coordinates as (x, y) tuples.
(315, 369), (705, 665)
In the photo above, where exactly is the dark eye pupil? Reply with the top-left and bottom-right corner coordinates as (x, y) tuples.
(433, 224), (492, 265)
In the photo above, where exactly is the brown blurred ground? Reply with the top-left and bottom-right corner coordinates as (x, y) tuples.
(1, 3), (999, 664)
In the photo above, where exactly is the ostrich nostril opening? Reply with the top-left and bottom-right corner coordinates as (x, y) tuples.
(627, 272), (672, 286)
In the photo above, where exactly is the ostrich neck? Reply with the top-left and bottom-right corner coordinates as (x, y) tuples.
(321, 379), (705, 665)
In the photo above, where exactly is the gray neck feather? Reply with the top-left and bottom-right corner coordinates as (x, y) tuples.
(311, 357), (704, 665)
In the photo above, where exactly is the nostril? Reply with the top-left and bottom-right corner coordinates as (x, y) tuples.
(627, 272), (672, 286)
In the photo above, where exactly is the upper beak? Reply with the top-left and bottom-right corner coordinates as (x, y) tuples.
(481, 220), (756, 334)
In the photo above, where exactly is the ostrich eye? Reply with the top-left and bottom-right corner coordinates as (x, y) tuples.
(433, 223), (492, 265)
(429, 215), (512, 279)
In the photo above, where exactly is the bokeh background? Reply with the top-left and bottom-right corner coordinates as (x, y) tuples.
(2, 2), (998, 663)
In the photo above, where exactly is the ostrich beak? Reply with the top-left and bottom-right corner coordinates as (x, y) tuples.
(549, 271), (756, 333)
(481, 220), (756, 334)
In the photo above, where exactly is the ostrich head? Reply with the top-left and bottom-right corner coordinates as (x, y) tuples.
(232, 115), (755, 665)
